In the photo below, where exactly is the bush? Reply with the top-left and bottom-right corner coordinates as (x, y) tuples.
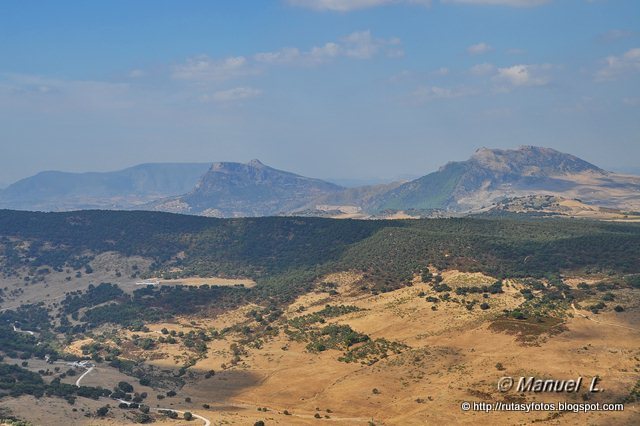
(96, 406), (109, 417)
(511, 310), (525, 320)
(118, 381), (134, 393)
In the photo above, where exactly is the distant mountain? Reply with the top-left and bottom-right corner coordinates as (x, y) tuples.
(0, 163), (211, 211)
(368, 146), (640, 213)
(150, 159), (344, 217)
(3, 146), (639, 218)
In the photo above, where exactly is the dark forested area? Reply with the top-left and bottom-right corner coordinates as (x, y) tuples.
(1, 209), (639, 300)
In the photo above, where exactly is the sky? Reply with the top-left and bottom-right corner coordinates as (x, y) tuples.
(0, 0), (639, 185)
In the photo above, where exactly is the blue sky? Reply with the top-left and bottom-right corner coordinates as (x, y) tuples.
(1, 0), (639, 185)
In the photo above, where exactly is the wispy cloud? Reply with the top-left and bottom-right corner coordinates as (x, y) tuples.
(597, 29), (634, 43)
(129, 69), (145, 78)
(494, 64), (551, 87)
(0, 73), (135, 111)
(202, 87), (263, 103)
(287, 0), (431, 12)
(595, 47), (640, 81)
(411, 85), (475, 102)
(469, 62), (496, 76)
(173, 31), (402, 87)
(173, 56), (256, 82)
(432, 67), (450, 76)
(442, 0), (550, 6)
(254, 31), (403, 65)
(467, 42), (492, 55)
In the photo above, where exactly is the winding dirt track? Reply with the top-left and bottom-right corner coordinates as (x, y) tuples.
(76, 366), (212, 426)
(75, 366), (94, 387)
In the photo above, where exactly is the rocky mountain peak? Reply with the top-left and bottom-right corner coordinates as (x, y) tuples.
(469, 146), (604, 176)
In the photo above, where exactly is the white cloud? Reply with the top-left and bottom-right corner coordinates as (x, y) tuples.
(287, 0), (431, 12)
(495, 64), (551, 87)
(343, 31), (382, 59)
(442, 0), (550, 6)
(467, 42), (492, 55)
(254, 31), (402, 65)
(203, 87), (263, 103)
(595, 47), (640, 81)
(412, 85), (473, 102)
(254, 47), (302, 64)
(469, 62), (495, 76)
(308, 42), (343, 63)
(173, 55), (256, 82)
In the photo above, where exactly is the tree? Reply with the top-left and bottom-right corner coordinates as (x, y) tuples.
(96, 406), (109, 416)
(118, 381), (134, 393)
(184, 412), (193, 421)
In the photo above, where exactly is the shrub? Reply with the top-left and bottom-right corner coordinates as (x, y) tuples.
(96, 406), (109, 417)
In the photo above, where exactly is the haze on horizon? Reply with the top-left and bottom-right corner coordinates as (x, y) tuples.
(1, 0), (639, 185)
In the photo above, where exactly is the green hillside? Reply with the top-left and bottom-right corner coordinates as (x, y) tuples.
(1, 210), (639, 300)
(372, 162), (467, 211)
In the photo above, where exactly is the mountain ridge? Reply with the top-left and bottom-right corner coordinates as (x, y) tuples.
(150, 159), (344, 217)
(2, 146), (639, 217)
(369, 145), (635, 214)
(0, 163), (212, 211)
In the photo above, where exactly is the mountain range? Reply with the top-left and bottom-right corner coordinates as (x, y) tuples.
(0, 163), (210, 211)
(2, 146), (639, 217)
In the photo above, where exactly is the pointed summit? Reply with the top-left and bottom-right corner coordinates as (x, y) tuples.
(157, 160), (343, 217)
(248, 159), (265, 167)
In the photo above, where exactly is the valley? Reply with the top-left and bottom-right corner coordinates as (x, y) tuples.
(0, 210), (638, 425)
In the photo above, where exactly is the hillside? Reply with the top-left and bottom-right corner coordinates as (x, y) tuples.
(0, 163), (211, 211)
(150, 159), (344, 217)
(0, 210), (639, 425)
(369, 146), (640, 214)
(1, 209), (639, 300)
(480, 195), (640, 221)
